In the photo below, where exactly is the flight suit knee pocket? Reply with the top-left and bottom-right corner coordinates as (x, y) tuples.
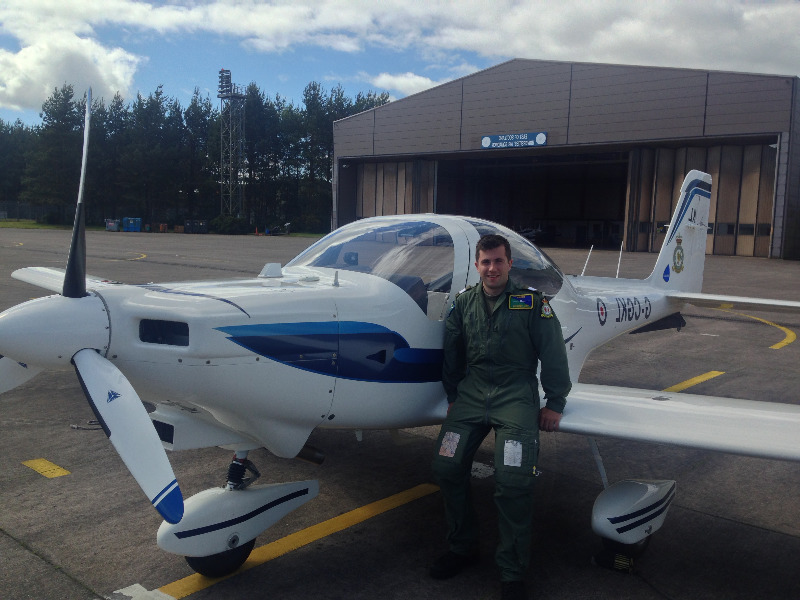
(494, 429), (539, 490)
(432, 422), (477, 478)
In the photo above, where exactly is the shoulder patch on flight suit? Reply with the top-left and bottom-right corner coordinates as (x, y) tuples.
(540, 297), (554, 319)
(508, 294), (533, 310)
(456, 285), (475, 297)
(448, 285), (475, 317)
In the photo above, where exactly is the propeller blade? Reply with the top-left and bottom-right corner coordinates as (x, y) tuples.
(63, 88), (92, 299)
(0, 355), (42, 394)
(72, 348), (184, 523)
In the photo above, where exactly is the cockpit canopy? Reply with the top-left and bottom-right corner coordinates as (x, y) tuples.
(287, 216), (564, 318)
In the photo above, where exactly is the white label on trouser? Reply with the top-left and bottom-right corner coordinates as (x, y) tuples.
(439, 431), (461, 457)
(503, 439), (522, 467)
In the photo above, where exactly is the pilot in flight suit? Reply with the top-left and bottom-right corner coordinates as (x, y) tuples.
(430, 234), (571, 599)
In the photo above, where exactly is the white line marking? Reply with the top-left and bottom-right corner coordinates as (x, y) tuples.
(112, 583), (175, 600)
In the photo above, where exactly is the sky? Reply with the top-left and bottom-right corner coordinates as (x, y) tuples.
(3, 0), (800, 126)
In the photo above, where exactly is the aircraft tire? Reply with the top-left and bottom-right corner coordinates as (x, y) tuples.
(185, 538), (256, 578)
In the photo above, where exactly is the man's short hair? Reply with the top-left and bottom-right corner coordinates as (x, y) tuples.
(475, 234), (511, 262)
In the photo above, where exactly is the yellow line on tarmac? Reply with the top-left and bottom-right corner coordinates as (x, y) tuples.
(715, 306), (796, 349)
(22, 458), (70, 478)
(663, 371), (725, 392)
(159, 483), (439, 599)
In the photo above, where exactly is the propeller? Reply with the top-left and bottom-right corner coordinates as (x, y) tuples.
(0, 355), (42, 394)
(0, 88), (184, 523)
(73, 349), (183, 523)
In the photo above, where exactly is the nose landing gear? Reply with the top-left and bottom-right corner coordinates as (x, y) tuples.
(157, 451), (319, 578)
(226, 452), (261, 490)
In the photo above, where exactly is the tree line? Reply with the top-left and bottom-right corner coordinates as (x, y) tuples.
(0, 82), (389, 233)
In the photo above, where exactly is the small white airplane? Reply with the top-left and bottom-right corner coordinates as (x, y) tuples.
(2, 94), (800, 578)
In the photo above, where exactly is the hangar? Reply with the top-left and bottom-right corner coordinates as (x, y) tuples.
(332, 59), (800, 259)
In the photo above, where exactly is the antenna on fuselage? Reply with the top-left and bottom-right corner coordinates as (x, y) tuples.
(580, 245), (593, 277)
(615, 240), (624, 278)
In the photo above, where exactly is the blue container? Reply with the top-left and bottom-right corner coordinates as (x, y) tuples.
(122, 217), (142, 232)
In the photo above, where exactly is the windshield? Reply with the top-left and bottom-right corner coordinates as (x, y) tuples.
(467, 219), (564, 296)
(287, 219), (455, 319)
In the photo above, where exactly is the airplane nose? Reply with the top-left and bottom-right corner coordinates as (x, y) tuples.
(0, 294), (110, 368)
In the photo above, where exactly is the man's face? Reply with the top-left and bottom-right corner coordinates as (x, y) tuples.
(475, 245), (512, 295)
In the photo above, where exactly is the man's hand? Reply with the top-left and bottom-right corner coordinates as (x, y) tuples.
(539, 407), (562, 432)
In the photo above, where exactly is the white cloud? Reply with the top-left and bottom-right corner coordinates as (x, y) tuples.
(369, 71), (445, 97)
(2, 0), (800, 115)
(0, 32), (140, 111)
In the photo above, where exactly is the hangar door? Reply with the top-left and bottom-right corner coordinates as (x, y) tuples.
(435, 157), (629, 249)
(626, 144), (777, 257)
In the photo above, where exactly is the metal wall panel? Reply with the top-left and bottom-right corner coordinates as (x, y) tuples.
(568, 64), (707, 144)
(714, 146), (743, 255)
(420, 161), (436, 213)
(382, 163), (398, 216)
(755, 146), (777, 257)
(373, 82), (462, 155)
(404, 163), (414, 214)
(705, 73), (793, 136)
(706, 146), (722, 255)
(396, 162), (407, 215)
(783, 79), (800, 259)
(736, 145), (762, 256)
(461, 60), (572, 148)
(651, 149), (676, 250)
(333, 111), (374, 157)
(356, 161), (436, 218)
(360, 163), (376, 218)
(634, 149), (655, 251)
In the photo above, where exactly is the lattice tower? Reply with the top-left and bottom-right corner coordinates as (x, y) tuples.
(218, 69), (246, 217)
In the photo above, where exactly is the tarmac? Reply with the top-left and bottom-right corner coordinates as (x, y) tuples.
(1, 228), (799, 600)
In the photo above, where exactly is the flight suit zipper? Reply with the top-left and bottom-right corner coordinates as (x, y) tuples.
(484, 307), (493, 425)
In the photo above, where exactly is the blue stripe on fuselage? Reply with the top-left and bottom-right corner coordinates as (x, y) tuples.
(215, 322), (443, 383)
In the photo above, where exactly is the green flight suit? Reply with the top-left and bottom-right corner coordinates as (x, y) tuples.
(431, 279), (571, 582)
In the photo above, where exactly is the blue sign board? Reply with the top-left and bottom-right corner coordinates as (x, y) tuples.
(481, 132), (547, 149)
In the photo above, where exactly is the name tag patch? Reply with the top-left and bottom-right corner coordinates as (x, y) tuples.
(508, 294), (533, 310)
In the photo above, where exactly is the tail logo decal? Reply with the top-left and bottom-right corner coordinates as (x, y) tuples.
(663, 265), (670, 282)
(672, 234), (685, 273)
(666, 179), (711, 246)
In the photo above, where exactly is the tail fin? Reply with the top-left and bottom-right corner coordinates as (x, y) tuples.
(647, 170), (712, 293)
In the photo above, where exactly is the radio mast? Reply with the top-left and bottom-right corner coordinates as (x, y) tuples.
(217, 69), (245, 217)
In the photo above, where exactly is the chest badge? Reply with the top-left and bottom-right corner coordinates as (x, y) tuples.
(540, 298), (554, 318)
(509, 294), (533, 310)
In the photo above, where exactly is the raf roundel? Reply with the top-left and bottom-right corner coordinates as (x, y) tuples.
(597, 298), (608, 326)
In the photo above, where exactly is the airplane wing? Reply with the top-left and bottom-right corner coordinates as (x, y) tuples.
(559, 382), (800, 462)
(11, 267), (119, 293)
(666, 291), (800, 314)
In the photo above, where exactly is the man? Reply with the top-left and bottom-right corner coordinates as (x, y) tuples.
(430, 234), (571, 600)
